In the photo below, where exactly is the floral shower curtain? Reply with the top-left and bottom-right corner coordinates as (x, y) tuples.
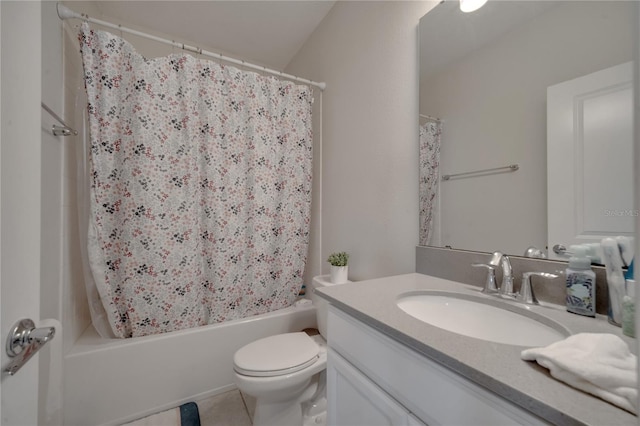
(79, 24), (313, 338)
(419, 121), (441, 246)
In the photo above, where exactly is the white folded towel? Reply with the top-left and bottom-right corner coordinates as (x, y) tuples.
(521, 333), (637, 414)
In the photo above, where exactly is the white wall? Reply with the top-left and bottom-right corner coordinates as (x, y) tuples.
(420, 1), (634, 255)
(58, 0), (104, 351)
(287, 1), (436, 281)
(41, 1), (65, 345)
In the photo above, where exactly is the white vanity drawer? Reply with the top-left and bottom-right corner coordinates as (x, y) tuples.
(327, 306), (549, 426)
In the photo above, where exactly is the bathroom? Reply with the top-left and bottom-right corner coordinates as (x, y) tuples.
(1, 0), (638, 425)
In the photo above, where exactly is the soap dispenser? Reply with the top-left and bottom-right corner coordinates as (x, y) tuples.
(565, 256), (596, 317)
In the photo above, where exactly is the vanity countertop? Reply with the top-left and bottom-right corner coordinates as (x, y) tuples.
(316, 273), (637, 426)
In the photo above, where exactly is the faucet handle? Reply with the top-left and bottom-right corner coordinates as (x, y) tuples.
(517, 272), (558, 305)
(472, 263), (499, 294)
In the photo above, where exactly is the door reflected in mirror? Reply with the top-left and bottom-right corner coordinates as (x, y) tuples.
(418, 0), (637, 259)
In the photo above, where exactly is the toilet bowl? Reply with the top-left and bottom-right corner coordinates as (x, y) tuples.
(233, 275), (345, 426)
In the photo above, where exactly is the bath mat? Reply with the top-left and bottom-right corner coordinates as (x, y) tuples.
(180, 402), (201, 426)
(122, 402), (200, 426)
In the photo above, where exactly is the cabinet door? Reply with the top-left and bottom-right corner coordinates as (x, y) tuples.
(327, 349), (414, 426)
(407, 413), (428, 426)
(328, 307), (549, 425)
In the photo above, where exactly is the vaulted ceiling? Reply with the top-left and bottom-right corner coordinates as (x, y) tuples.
(91, 1), (336, 70)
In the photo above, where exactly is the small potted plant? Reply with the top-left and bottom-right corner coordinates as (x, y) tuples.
(327, 251), (349, 284)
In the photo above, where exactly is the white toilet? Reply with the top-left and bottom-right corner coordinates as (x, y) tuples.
(233, 275), (343, 426)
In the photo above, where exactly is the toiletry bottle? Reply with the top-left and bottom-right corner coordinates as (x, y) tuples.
(602, 237), (625, 325)
(622, 279), (635, 337)
(565, 256), (596, 317)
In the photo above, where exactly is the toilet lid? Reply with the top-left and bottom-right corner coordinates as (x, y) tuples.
(234, 332), (320, 377)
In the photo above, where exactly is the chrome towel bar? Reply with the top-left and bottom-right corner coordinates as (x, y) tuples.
(41, 102), (78, 137)
(442, 163), (519, 181)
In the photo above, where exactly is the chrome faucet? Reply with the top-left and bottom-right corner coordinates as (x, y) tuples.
(472, 251), (514, 297)
(499, 255), (514, 296)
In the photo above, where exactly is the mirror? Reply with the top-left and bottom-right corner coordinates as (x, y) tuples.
(419, 0), (636, 258)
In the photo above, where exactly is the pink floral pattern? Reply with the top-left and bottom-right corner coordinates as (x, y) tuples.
(79, 24), (313, 338)
(419, 121), (441, 246)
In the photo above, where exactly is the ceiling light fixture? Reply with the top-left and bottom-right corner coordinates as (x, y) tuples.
(460, 0), (488, 13)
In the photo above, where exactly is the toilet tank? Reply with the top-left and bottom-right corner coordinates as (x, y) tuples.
(310, 275), (350, 338)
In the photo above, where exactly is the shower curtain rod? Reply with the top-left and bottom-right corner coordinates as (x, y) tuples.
(56, 3), (327, 91)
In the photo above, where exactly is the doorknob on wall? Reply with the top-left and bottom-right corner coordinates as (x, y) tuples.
(4, 318), (56, 376)
(552, 244), (571, 256)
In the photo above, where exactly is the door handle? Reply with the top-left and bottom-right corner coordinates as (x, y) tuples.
(4, 319), (55, 376)
(552, 244), (571, 256)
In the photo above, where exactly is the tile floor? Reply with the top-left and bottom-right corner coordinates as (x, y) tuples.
(196, 390), (254, 426)
(124, 389), (254, 426)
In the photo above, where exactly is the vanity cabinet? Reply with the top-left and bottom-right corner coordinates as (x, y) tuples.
(326, 306), (550, 426)
(328, 350), (423, 425)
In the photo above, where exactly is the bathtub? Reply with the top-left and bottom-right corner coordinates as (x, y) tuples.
(63, 301), (317, 425)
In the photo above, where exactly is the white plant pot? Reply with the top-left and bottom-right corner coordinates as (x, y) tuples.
(330, 265), (348, 284)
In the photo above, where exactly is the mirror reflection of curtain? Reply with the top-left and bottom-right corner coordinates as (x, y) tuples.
(419, 121), (441, 246)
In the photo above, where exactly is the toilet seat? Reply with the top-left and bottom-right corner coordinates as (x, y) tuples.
(234, 332), (320, 377)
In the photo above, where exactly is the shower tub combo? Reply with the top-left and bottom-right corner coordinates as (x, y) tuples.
(64, 301), (316, 425)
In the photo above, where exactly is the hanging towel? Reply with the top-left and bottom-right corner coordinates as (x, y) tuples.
(521, 333), (637, 414)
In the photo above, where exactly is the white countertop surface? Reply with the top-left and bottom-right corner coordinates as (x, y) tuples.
(316, 273), (637, 426)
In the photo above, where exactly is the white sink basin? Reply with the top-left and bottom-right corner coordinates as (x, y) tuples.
(397, 291), (569, 347)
